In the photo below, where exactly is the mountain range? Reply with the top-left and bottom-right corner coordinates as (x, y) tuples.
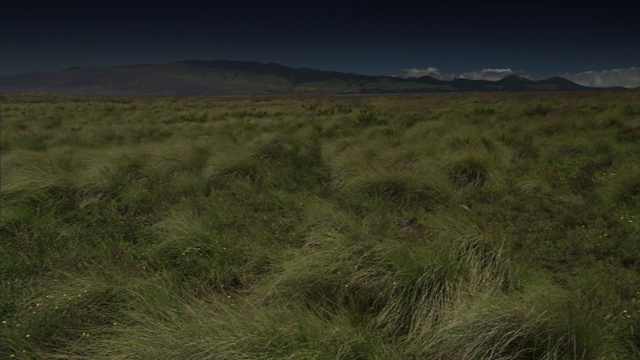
(0, 59), (622, 96)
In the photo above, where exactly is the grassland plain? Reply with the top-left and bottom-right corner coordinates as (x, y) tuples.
(0, 91), (639, 359)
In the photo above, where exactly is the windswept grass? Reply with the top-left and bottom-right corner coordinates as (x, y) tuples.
(1, 91), (639, 359)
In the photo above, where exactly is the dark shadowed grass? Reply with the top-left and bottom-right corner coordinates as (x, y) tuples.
(446, 157), (489, 188)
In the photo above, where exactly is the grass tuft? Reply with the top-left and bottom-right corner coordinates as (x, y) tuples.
(446, 157), (489, 188)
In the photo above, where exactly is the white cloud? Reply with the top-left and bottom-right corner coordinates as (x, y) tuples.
(395, 66), (639, 88)
(558, 68), (639, 88)
(482, 68), (512, 73)
(395, 68), (456, 80)
(459, 68), (515, 81)
(396, 67), (517, 81)
(398, 67), (442, 78)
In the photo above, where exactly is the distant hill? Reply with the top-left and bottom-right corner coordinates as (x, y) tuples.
(0, 59), (614, 95)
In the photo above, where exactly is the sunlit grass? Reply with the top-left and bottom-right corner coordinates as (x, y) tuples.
(1, 91), (639, 358)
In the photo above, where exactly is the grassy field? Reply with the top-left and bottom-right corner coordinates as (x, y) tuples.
(1, 91), (639, 359)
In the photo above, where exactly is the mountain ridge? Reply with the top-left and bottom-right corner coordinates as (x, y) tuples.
(0, 59), (622, 95)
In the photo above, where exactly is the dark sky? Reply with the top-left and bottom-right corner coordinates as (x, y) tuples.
(1, 1), (638, 85)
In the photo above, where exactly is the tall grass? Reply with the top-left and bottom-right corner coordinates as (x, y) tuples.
(1, 91), (639, 358)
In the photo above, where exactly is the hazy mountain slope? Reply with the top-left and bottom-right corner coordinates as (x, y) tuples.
(0, 60), (602, 95)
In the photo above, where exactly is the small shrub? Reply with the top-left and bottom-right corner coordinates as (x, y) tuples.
(179, 114), (207, 123)
(616, 122), (640, 142)
(596, 118), (621, 129)
(525, 104), (554, 117)
(0, 140), (9, 152)
(399, 113), (423, 127)
(132, 127), (172, 142)
(356, 110), (387, 126)
(471, 106), (496, 116)
(537, 120), (568, 135)
(99, 127), (125, 144)
(43, 115), (63, 129)
(22, 135), (49, 151)
(622, 104), (640, 117)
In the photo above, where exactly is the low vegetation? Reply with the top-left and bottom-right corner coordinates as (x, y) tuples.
(1, 91), (639, 359)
